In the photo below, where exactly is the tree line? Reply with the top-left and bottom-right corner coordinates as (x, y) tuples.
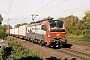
(58, 10), (90, 41)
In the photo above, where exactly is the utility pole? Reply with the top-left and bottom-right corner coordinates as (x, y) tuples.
(31, 14), (39, 22)
(7, 18), (10, 29)
(7, 18), (10, 36)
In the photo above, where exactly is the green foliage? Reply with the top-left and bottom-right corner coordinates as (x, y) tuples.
(5, 38), (43, 60)
(0, 14), (3, 25)
(58, 11), (90, 44)
(15, 23), (28, 28)
(1, 46), (12, 60)
(0, 25), (6, 39)
(21, 23), (28, 25)
(58, 15), (79, 27)
(3, 24), (12, 30)
(0, 14), (6, 39)
(15, 24), (21, 28)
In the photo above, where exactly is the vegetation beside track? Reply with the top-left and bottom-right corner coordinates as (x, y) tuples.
(58, 10), (90, 44)
(67, 34), (90, 44)
(0, 37), (43, 60)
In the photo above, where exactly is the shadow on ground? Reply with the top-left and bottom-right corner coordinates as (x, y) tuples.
(45, 56), (76, 60)
(16, 56), (43, 60)
(62, 44), (73, 49)
(53, 44), (73, 49)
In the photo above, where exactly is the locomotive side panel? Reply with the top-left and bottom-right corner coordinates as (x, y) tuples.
(26, 24), (46, 43)
(26, 26), (33, 39)
(34, 24), (46, 40)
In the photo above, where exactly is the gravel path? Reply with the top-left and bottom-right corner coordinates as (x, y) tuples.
(0, 39), (9, 47)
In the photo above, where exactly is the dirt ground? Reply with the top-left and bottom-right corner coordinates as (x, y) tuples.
(68, 42), (90, 54)
(13, 38), (77, 59)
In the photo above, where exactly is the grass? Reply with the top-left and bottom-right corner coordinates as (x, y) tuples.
(67, 34), (90, 44)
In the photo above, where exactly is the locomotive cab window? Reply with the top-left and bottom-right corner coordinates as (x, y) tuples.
(49, 20), (65, 32)
(50, 20), (63, 28)
(41, 25), (47, 31)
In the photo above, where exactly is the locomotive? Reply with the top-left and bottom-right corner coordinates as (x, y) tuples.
(6, 19), (67, 48)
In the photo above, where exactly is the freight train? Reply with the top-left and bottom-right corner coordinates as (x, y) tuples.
(6, 19), (67, 48)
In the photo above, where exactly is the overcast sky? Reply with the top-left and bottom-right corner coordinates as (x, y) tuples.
(0, 0), (90, 27)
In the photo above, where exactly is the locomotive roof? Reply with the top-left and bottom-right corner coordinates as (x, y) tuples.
(28, 23), (41, 27)
(28, 19), (63, 27)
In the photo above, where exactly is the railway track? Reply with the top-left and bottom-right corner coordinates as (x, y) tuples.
(9, 37), (90, 60)
(68, 41), (90, 54)
(56, 48), (90, 60)
(68, 41), (90, 48)
(26, 39), (90, 60)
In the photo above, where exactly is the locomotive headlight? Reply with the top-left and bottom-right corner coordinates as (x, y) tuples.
(65, 35), (66, 38)
(48, 34), (50, 37)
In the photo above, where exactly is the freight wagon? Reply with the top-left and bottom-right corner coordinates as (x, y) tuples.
(5, 29), (10, 36)
(18, 25), (28, 39)
(14, 28), (19, 37)
(10, 28), (14, 36)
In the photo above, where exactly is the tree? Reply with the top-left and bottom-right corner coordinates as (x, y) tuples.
(0, 25), (5, 39)
(1, 46), (13, 60)
(43, 16), (52, 20)
(21, 23), (28, 25)
(15, 24), (21, 28)
(0, 14), (3, 25)
(30, 22), (35, 24)
(58, 15), (79, 28)
(3, 24), (12, 30)
(81, 10), (90, 36)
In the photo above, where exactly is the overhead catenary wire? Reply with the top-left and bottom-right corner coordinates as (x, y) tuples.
(6, 0), (13, 29)
(18, 0), (45, 18)
(16, 0), (68, 24)
(37, 0), (90, 19)
(9, 0), (45, 26)
(22, 0), (56, 20)
(16, 0), (67, 20)
(7, 0), (90, 27)
(37, 0), (67, 14)
(33, 0), (56, 13)
(57, 8), (90, 19)
(61, 3), (90, 17)
(7, 0), (13, 19)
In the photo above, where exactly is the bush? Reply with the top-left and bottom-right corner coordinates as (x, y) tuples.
(6, 38), (43, 60)
(0, 25), (6, 39)
(1, 46), (13, 60)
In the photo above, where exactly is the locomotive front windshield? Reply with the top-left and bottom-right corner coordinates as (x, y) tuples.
(49, 20), (65, 32)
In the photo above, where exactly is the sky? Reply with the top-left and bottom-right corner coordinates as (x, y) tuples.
(0, 0), (90, 28)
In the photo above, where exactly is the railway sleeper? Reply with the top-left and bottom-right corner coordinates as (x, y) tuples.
(34, 39), (39, 44)
(27, 38), (32, 42)
(39, 40), (45, 46)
